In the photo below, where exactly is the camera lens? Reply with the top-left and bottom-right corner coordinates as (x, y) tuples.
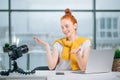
(19, 44), (29, 53)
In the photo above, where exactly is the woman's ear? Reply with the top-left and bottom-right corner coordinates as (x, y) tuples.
(74, 23), (77, 30)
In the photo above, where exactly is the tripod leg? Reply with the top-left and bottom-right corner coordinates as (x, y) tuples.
(10, 61), (18, 72)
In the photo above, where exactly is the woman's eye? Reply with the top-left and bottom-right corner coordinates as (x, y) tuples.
(61, 26), (64, 30)
(65, 25), (69, 28)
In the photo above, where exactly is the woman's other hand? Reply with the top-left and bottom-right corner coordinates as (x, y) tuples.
(70, 47), (81, 55)
(33, 36), (49, 47)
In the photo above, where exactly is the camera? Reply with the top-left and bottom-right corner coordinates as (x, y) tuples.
(0, 44), (35, 76)
(8, 44), (29, 60)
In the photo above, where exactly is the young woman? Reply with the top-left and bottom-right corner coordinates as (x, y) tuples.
(34, 8), (91, 71)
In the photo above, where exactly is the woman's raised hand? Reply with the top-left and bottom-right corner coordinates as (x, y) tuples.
(70, 47), (81, 55)
(34, 36), (49, 47)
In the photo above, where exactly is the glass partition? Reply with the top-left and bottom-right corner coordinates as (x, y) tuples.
(11, 0), (92, 10)
(96, 0), (120, 10)
(0, 12), (9, 70)
(0, 0), (8, 9)
(96, 12), (120, 49)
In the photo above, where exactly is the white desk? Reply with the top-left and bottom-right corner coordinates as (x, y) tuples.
(35, 71), (120, 80)
(0, 70), (120, 80)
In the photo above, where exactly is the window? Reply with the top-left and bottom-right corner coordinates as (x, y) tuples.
(113, 18), (118, 29)
(107, 32), (112, 38)
(96, 0), (120, 10)
(96, 12), (120, 49)
(0, 12), (9, 69)
(11, 0), (92, 10)
(113, 32), (118, 37)
(107, 18), (111, 29)
(100, 31), (105, 38)
(100, 18), (105, 29)
(0, 12), (9, 50)
(0, 0), (8, 9)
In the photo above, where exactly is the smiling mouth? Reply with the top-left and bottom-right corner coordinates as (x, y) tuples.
(64, 31), (69, 35)
(64, 33), (68, 35)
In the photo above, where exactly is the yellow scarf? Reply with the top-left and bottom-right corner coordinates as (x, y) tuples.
(55, 37), (89, 70)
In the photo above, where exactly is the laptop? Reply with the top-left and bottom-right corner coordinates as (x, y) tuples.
(72, 49), (115, 74)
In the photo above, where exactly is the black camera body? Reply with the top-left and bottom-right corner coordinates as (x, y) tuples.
(8, 44), (29, 60)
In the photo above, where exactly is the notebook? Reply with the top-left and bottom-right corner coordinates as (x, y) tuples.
(72, 49), (114, 74)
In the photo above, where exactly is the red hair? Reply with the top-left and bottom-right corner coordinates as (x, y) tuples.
(61, 8), (77, 24)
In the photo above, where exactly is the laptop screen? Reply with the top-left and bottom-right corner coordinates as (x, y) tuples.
(85, 49), (114, 73)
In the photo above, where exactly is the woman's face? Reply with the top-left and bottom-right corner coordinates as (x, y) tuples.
(61, 19), (76, 38)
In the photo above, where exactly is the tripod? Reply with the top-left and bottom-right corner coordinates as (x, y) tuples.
(0, 60), (35, 76)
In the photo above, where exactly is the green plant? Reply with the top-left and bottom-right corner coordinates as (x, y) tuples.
(5, 43), (9, 47)
(114, 49), (120, 59)
(3, 42), (10, 52)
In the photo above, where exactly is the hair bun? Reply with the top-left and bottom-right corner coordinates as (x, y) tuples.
(65, 8), (72, 15)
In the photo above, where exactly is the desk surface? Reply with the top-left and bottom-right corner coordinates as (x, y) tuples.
(0, 70), (120, 80)
(35, 71), (120, 80)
